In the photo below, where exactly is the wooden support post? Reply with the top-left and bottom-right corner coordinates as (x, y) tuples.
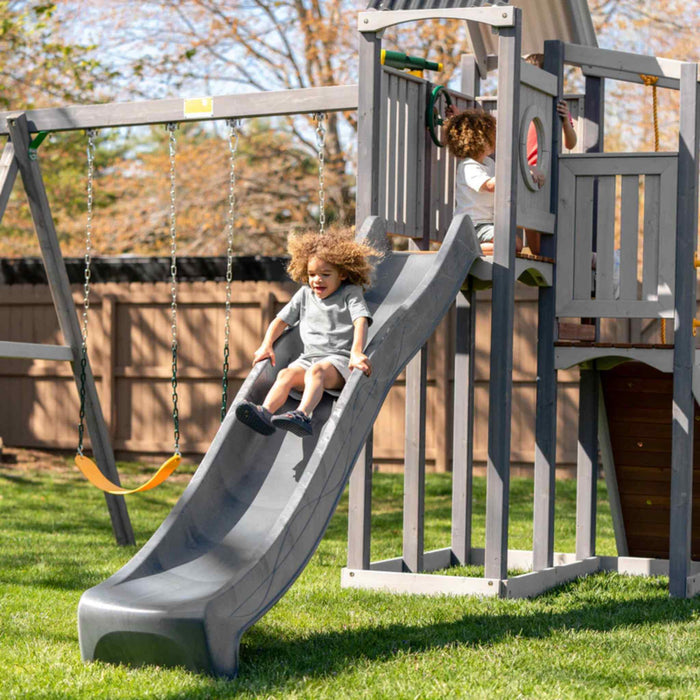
(347, 437), (373, 570)
(6, 113), (134, 546)
(532, 42), (564, 572)
(669, 63), (700, 598)
(576, 367), (598, 560)
(0, 140), (18, 222)
(349, 28), (383, 566)
(451, 287), (476, 565)
(403, 347), (427, 573)
(484, 12), (521, 582)
(460, 55), (481, 100)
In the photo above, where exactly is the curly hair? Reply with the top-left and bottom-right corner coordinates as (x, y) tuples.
(443, 109), (496, 160)
(286, 227), (381, 290)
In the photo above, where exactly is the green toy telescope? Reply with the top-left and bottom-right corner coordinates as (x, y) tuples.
(381, 49), (443, 73)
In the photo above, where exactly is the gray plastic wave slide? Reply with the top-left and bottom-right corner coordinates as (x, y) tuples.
(78, 214), (482, 677)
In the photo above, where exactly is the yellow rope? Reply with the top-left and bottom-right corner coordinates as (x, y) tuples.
(641, 74), (665, 342)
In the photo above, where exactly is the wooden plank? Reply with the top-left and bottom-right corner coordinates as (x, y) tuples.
(356, 34), (382, 224)
(595, 176), (616, 300)
(358, 6), (516, 33)
(0, 340), (72, 361)
(556, 159), (576, 313)
(386, 74), (399, 229)
(560, 152), (677, 176)
(563, 43), (686, 89)
(670, 63), (700, 598)
(347, 435), (373, 570)
(641, 174), (661, 301)
(576, 368), (598, 559)
(533, 39), (563, 574)
(6, 113), (134, 546)
(396, 77), (407, 234)
(484, 13), (521, 582)
(340, 567), (503, 597)
(451, 289), (475, 565)
(0, 85), (359, 135)
(572, 176), (594, 300)
(520, 61), (558, 96)
(597, 378), (628, 556)
(378, 71), (389, 226)
(0, 140), (18, 222)
(465, 20), (488, 80)
(405, 80), (420, 238)
(658, 160), (678, 313)
(403, 347), (427, 573)
(619, 175), (640, 300)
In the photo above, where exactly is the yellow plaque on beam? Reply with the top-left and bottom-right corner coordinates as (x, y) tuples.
(184, 97), (214, 119)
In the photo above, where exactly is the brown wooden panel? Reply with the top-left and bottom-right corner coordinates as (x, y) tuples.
(601, 361), (700, 558)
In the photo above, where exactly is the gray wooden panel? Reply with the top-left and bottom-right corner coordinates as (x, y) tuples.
(641, 174), (661, 301)
(0, 140), (18, 222)
(619, 175), (639, 300)
(358, 5), (516, 33)
(0, 85), (359, 135)
(572, 176), (594, 299)
(378, 70), (390, 228)
(658, 164), (678, 313)
(595, 176), (616, 301)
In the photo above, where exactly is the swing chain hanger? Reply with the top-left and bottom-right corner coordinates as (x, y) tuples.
(314, 112), (326, 235)
(77, 128), (98, 457)
(221, 118), (240, 421)
(166, 122), (180, 455)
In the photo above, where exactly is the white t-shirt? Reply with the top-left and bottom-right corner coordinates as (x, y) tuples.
(454, 156), (495, 225)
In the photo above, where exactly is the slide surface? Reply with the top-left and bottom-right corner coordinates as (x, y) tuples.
(78, 214), (481, 677)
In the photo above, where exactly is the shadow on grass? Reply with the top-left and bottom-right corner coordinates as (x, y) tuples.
(144, 580), (700, 697)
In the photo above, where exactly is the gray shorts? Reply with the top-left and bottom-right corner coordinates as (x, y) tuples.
(288, 354), (351, 398)
(475, 222), (495, 242)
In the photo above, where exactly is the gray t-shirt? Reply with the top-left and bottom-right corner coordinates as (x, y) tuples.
(277, 284), (372, 361)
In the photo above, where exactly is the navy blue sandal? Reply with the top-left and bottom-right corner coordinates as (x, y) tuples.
(271, 409), (313, 437)
(235, 400), (276, 435)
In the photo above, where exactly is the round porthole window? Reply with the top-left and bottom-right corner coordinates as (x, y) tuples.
(519, 104), (550, 191)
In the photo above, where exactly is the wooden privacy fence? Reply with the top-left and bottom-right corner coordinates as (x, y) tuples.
(0, 274), (596, 475)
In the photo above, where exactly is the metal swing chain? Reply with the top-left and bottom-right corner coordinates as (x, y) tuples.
(314, 112), (326, 235)
(221, 119), (240, 422)
(167, 123), (181, 455)
(77, 129), (97, 455)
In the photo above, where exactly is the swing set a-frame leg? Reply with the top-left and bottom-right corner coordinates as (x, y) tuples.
(4, 113), (134, 546)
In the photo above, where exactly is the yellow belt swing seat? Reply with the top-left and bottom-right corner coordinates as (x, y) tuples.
(74, 125), (182, 494)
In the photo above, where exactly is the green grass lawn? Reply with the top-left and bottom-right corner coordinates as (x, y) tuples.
(1, 449), (699, 699)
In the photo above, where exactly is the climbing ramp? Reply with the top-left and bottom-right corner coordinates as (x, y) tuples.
(77, 214), (482, 677)
(600, 361), (700, 560)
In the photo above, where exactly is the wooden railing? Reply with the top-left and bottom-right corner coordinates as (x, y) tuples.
(556, 152), (678, 319)
(378, 67), (470, 241)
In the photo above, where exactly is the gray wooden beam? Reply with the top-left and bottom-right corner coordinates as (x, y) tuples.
(347, 437), (373, 570)
(575, 367), (598, 560)
(6, 112), (134, 547)
(0, 140), (18, 222)
(532, 41), (563, 572)
(460, 55), (480, 100)
(451, 288), (476, 565)
(356, 33), (382, 225)
(597, 378), (628, 556)
(484, 11), (521, 582)
(0, 341), (72, 361)
(0, 85), (358, 135)
(358, 6), (516, 33)
(669, 62), (700, 598)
